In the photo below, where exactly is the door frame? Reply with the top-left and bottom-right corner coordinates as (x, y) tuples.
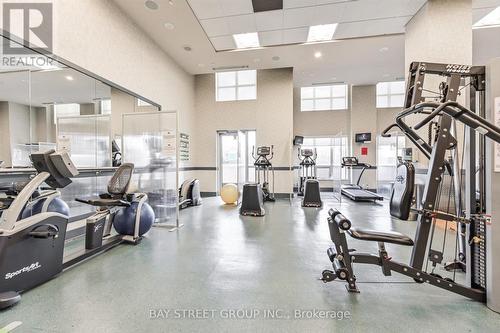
(216, 129), (256, 195)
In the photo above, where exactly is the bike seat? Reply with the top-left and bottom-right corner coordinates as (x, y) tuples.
(347, 228), (414, 246)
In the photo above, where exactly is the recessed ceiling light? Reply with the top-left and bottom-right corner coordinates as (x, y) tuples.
(65, 75), (74, 81)
(183, 46), (192, 51)
(307, 24), (338, 42)
(198, 63), (205, 67)
(383, 73), (390, 78)
(314, 51), (322, 58)
(233, 32), (260, 49)
(272, 56), (280, 61)
(144, 0), (159, 10)
(253, 58), (261, 63)
(474, 6), (500, 28)
(379, 47), (389, 52)
(168, 0), (174, 5)
(331, 77), (337, 81)
(164, 22), (175, 30)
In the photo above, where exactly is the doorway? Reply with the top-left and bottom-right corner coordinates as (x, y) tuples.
(217, 130), (256, 194)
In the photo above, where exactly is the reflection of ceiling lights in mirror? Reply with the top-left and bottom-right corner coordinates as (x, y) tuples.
(164, 22), (175, 30)
(307, 24), (338, 42)
(233, 32), (260, 49)
(145, 0), (159, 10)
(65, 75), (74, 81)
(314, 51), (322, 58)
(474, 6), (500, 28)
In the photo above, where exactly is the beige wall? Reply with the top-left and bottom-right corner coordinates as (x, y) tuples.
(293, 88), (350, 137)
(292, 85), (403, 189)
(193, 68), (294, 193)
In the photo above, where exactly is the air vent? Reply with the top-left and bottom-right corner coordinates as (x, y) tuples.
(252, 0), (283, 12)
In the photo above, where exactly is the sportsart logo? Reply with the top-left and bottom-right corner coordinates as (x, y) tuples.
(5, 262), (42, 280)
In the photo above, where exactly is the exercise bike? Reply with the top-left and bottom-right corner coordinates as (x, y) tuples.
(0, 150), (154, 309)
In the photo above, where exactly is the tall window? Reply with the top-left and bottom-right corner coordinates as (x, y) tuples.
(216, 70), (257, 102)
(376, 81), (405, 108)
(376, 134), (406, 197)
(301, 84), (348, 111)
(302, 136), (349, 180)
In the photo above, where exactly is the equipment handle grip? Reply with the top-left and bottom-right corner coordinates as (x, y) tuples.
(29, 224), (59, 239)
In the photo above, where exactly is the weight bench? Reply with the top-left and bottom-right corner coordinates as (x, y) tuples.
(321, 208), (484, 301)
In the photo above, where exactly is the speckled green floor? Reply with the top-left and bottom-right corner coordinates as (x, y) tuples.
(1, 196), (500, 332)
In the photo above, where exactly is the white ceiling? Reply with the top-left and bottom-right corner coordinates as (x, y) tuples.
(112, 0), (500, 87)
(187, 0), (426, 50)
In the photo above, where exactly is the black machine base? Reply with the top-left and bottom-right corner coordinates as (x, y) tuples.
(240, 184), (265, 217)
(0, 291), (21, 310)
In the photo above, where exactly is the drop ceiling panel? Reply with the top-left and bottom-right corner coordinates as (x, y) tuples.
(210, 35), (236, 50)
(219, 0), (254, 16)
(226, 14), (257, 34)
(334, 16), (410, 39)
(255, 10), (284, 31)
(283, 6), (317, 29)
(283, 0), (318, 9)
(187, 0), (428, 51)
(201, 17), (230, 37)
(283, 27), (309, 44)
(259, 30), (284, 46)
(188, 0), (225, 20)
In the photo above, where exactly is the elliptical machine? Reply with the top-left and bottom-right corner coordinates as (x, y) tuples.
(298, 148), (322, 208)
(253, 146), (275, 202)
(240, 145), (276, 216)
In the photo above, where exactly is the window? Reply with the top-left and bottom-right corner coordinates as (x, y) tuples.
(216, 70), (257, 102)
(302, 136), (349, 180)
(376, 81), (405, 108)
(54, 103), (80, 125)
(376, 134), (406, 197)
(300, 84), (348, 111)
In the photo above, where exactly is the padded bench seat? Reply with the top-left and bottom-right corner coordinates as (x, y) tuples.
(347, 228), (414, 246)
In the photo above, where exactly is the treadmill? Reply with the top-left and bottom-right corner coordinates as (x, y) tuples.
(341, 157), (383, 202)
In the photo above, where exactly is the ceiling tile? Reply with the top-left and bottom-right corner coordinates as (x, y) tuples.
(283, 7), (316, 29)
(210, 35), (236, 51)
(219, 0), (254, 16)
(312, 3), (346, 25)
(255, 10), (284, 31)
(200, 18), (230, 37)
(334, 16), (410, 40)
(226, 14), (257, 34)
(187, 0), (225, 20)
(283, 0), (317, 9)
(283, 27), (309, 44)
(259, 30), (284, 46)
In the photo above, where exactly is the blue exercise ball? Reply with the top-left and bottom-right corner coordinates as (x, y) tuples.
(21, 197), (70, 219)
(113, 202), (155, 237)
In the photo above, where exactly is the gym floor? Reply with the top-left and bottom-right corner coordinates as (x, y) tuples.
(2, 196), (500, 332)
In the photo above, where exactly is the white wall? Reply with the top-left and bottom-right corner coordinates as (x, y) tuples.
(193, 68), (294, 193)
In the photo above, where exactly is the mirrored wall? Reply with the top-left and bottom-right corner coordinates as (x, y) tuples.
(0, 35), (177, 223)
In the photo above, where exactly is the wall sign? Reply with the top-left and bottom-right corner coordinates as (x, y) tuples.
(180, 133), (190, 162)
(495, 97), (500, 172)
